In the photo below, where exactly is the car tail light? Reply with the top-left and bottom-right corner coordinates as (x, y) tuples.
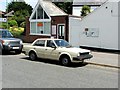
(0, 40), (4, 45)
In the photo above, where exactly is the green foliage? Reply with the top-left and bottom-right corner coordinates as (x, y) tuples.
(6, 2), (33, 27)
(8, 20), (18, 27)
(12, 10), (29, 26)
(53, 1), (73, 14)
(9, 27), (24, 37)
(81, 5), (91, 16)
(0, 23), (8, 29)
(20, 22), (26, 28)
(7, 2), (33, 15)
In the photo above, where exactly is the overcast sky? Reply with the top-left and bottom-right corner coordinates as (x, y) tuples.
(0, 0), (37, 12)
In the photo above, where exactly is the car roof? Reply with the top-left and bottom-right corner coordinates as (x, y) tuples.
(36, 38), (62, 41)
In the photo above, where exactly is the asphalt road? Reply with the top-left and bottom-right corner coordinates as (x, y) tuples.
(1, 52), (119, 88)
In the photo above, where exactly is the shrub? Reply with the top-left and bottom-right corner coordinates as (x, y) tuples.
(8, 20), (18, 27)
(9, 27), (24, 37)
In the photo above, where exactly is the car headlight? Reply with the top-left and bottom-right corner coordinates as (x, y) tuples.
(20, 40), (23, 44)
(2, 40), (9, 45)
(77, 53), (80, 57)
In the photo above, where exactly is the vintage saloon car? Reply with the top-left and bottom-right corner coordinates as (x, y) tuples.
(23, 38), (93, 66)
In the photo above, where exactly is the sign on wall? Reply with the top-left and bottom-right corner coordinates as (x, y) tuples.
(37, 22), (43, 27)
(52, 25), (56, 35)
(84, 28), (99, 37)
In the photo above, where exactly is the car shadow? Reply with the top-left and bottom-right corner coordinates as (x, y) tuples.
(0, 51), (20, 55)
(21, 57), (88, 68)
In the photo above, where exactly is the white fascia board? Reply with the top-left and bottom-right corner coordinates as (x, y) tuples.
(30, 19), (51, 22)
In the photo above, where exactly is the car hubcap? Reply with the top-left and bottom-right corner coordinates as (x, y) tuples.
(30, 53), (35, 60)
(62, 58), (69, 65)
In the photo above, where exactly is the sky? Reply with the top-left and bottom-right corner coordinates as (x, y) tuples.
(0, 0), (37, 12)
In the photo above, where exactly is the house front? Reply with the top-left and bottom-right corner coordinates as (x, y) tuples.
(23, 0), (68, 43)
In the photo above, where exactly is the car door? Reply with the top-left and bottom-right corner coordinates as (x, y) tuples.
(33, 40), (46, 59)
(44, 40), (59, 60)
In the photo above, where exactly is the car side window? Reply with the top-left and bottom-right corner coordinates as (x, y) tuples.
(34, 40), (45, 47)
(47, 40), (55, 47)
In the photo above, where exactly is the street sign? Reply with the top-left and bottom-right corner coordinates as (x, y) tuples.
(0, 18), (7, 22)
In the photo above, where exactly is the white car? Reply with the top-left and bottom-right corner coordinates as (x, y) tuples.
(23, 38), (93, 66)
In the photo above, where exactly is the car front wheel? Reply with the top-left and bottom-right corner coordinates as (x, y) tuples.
(29, 52), (37, 61)
(60, 56), (71, 66)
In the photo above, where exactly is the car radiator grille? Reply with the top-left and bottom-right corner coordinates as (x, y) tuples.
(9, 41), (20, 46)
(80, 52), (89, 55)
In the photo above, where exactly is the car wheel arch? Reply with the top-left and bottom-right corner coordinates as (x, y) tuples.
(29, 50), (37, 57)
(59, 53), (72, 62)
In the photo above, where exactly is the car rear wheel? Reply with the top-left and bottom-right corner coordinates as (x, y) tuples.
(60, 56), (71, 66)
(29, 52), (37, 61)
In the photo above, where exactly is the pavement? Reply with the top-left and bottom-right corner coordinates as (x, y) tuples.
(86, 51), (119, 69)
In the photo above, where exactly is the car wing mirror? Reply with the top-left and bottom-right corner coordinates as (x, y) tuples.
(51, 45), (56, 48)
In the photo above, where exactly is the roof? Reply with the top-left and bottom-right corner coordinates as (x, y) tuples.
(4, 10), (14, 17)
(73, 0), (107, 6)
(0, 10), (5, 15)
(35, 0), (67, 16)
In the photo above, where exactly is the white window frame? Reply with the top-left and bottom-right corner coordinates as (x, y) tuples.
(30, 21), (51, 36)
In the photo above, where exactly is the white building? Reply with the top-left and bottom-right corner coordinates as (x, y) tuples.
(72, 0), (106, 16)
(69, 0), (120, 50)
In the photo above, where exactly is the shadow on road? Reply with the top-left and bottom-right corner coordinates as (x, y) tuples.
(21, 57), (88, 68)
(0, 51), (20, 55)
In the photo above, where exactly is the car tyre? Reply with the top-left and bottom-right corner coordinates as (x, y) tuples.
(15, 50), (22, 54)
(60, 56), (71, 66)
(29, 52), (37, 61)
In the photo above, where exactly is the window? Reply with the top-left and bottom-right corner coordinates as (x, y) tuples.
(44, 11), (49, 19)
(30, 22), (51, 35)
(47, 40), (55, 47)
(32, 12), (36, 19)
(31, 5), (50, 20)
(37, 5), (43, 19)
(34, 40), (45, 47)
(31, 22), (36, 33)
(44, 22), (50, 34)
(30, 4), (51, 35)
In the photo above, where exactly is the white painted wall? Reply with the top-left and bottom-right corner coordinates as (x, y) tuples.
(73, 6), (99, 16)
(69, 1), (119, 50)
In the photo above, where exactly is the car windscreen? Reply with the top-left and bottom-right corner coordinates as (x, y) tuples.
(54, 40), (71, 47)
(0, 30), (13, 38)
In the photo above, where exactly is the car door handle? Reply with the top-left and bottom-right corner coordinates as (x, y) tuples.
(45, 49), (47, 50)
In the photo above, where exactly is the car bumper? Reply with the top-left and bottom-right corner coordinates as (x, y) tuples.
(2, 44), (23, 51)
(73, 54), (93, 62)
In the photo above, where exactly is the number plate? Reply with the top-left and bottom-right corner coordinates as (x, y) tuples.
(12, 47), (19, 49)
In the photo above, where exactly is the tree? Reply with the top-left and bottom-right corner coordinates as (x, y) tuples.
(53, 1), (73, 14)
(7, 2), (33, 15)
(81, 5), (91, 16)
(6, 2), (33, 27)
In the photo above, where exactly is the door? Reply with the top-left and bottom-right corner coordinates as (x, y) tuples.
(44, 40), (59, 60)
(58, 24), (65, 39)
(33, 40), (46, 58)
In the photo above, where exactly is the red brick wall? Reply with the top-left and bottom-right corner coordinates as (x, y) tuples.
(51, 16), (69, 41)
